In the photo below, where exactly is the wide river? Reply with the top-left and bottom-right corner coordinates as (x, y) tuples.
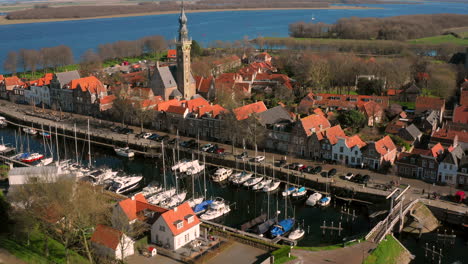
(1, 2), (468, 73)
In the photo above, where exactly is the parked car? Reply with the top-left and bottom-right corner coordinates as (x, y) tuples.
(142, 132), (152, 139)
(352, 174), (363, 183)
(361, 175), (370, 184)
(156, 135), (169, 142)
(298, 165), (307, 172)
(148, 133), (160, 140)
(216, 148), (225, 155)
(305, 166), (315, 173)
(313, 166), (322, 174)
(255, 156), (265, 163)
(344, 173), (354, 181)
(327, 168), (337, 177)
(277, 160), (287, 167)
(111, 126), (122, 133)
(208, 144), (219, 153)
(121, 128), (133, 135)
(237, 152), (248, 160)
(201, 144), (213, 152)
(168, 138), (177, 145)
(287, 163), (300, 170)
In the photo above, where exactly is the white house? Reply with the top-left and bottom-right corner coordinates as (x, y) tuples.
(24, 85), (50, 107)
(151, 202), (200, 251)
(438, 145), (464, 185)
(91, 224), (135, 260)
(332, 135), (367, 167)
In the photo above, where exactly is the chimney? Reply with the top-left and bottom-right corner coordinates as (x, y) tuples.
(131, 195), (135, 200)
(174, 206), (178, 212)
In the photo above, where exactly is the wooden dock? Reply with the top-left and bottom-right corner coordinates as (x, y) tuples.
(0, 154), (32, 167)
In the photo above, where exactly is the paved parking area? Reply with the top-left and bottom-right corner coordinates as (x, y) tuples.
(207, 242), (268, 264)
(126, 253), (183, 264)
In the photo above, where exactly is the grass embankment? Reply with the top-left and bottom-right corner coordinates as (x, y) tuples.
(0, 164), (9, 179)
(0, 231), (89, 264)
(363, 235), (406, 264)
(408, 34), (468, 45)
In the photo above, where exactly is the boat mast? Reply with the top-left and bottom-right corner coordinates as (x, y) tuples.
(254, 144), (257, 176)
(203, 153), (207, 199)
(172, 147), (178, 195)
(285, 170), (289, 219)
(62, 125), (67, 160)
(48, 125), (53, 159)
(74, 123), (78, 164)
(55, 125), (60, 162)
(41, 124), (46, 157)
(162, 142), (167, 191)
(87, 119), (91, 167)
(176, 129), (180, 162)
(191, 152), (195, 199)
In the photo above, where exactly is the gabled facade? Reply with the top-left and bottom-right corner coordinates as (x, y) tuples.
(91, 224), (134, 260)
(362, 135), (397, 170)
(438, 145), (464, 185)
(332, 135), (367, 166)
(151, 202), (200, 251)
(396, 143), (445, 182)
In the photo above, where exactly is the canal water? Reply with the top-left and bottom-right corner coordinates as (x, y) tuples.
(1, 125), (370, 246)
(2, 125), (468, 260)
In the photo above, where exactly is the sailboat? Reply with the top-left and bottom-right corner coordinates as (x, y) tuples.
(318, 178), (332, 207)
(282, 170), (296, 196)
(231, 171), (253, 185)
(114, 147), (135, 158)
(0, 116), (7, 127)
(243, 176), (263, 188)
(263, 157), (280, 192)
(192, 154), (214, 214)
(270, 170), (295, 237)
(291, 187), (307, 199)
(288, 220), (305, 240)
(22, 127), (37, 135)
(35, 124), (53, 167)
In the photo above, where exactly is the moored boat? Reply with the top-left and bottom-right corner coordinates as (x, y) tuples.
(252, 179), (271, 191)
(200, 197), (230, 220)
(263, 181), (281, 192)
(114, 147), (135, 158)
(291, 187), (307, 198)
(306, 192), (323, 206)
(282, 186), (297, 197)
(270, 218), (295, 237)
(288, 227), (305, 240)
(318, 196), (331, 207)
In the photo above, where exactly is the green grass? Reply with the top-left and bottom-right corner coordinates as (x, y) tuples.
(274, 255), (297, 264)
(294, 237), (364, 252)
(363, 235), (405, 264)
(408, 34), (468, 46)
(0, 231), (89, 264)
(0, 165), (9, 179)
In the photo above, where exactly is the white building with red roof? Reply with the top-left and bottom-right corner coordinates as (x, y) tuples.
(332, 135), (367, 166)
(112, 193), (167, 227)
(362, 135), (397, 170)
(91, 224), (135, 260)
(150, 202), (200, 250)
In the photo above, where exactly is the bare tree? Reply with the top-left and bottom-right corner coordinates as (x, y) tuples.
(3, 51), (18, 74)
(79, 49), (102, 76)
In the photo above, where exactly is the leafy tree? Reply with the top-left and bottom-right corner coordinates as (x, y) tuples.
(337, 110), (366, 130)
(191, 40), (203, 58)
(357, 78), (385, 95)
(389, 134), (411, 151)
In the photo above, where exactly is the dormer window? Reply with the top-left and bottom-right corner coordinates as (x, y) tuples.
(174, 220), (184, 229)
(185, 214), (194, 224)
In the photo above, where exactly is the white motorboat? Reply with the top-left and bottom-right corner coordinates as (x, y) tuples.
(318, 196), (331, 207)
(306, 192), (323, 206)
(88, 169), (118, 185)
(186, 161), (205, 176)
(288, 228), (305, 240)
(141, 184), (163, 198)
(200, 197), (231, 220)
(108, 175), (143, 194)
(282, 186), (297, 197)
(23, 127), (37, 135)
(171, 159), (190, 172)
(291, 187), (307, 198)
(212, 168), (232, 182)
(263, 181), (281, 192)
(35, 157), (53, 167)
(148, 188), (176, 205)
(243, 176), (263, 187)
(252, 179), (271, 191)
(114, 147), (135, 158)
(231, 171), (253, 185)
(160, 192), (187, 208)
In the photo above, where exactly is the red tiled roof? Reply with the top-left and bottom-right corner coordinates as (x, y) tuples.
(313, 108), (325, 116)
(167, 49), (177, 58)
(233, 82), (251, 93)
(122, 72), (146, 85)
(431, 143), (444, 157)
(69, 76), (106, 95)
(460, 89), (468, 106)
(166, 105), (187, 115)
(415, 96), (445, 111)
(156, 99), (182, 112)
(186, 97), (209, 112)
(195, 76), (213, 93)
(385, 120), (406, 134)
(233, 101), (267, 121)
(345, 135), (366, 149)
(386, 89), (402, 96)
(118, 194), (167, 222)
(317, 125), (345, 145)
(0, 75), (4, 81)
(100, 95), (116, 105)
(196, 104), (227, 118)
(375, 135), (396, 156)
(300, 114), (331, 137)
(432, 128), (468, 144)
(4, 76), (25, 89)
(161, 202), (200, 236)
(361, 101), (383, 117)
(91, 225), (122, 250)
(298, 92), (389, 113)
(454, 105), (468, 124)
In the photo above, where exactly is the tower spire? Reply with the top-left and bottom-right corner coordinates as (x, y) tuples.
(178, 1), (188, 42)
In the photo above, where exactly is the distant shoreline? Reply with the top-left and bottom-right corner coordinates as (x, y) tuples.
(0, 6), (381, 25)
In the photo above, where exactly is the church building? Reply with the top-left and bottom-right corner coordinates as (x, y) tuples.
(150, 4), (196, 100)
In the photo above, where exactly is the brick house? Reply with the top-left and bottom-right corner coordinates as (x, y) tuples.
(290, 114), (331, 157)
(69, 76), (108, 116)
(415, 96), (445, 124)
(309, 125), (346, 160)
(362, 135), (397, 170)
(298, 92), (389, 114)
(395, 143), (445, 182)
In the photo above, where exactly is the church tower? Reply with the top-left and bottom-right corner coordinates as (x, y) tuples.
(176, 3), (195, 99)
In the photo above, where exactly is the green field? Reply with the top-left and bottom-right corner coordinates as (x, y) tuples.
(0, 231), (89, 264)
(364, 235), (406, 264)
(408, 34), (468, 45)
